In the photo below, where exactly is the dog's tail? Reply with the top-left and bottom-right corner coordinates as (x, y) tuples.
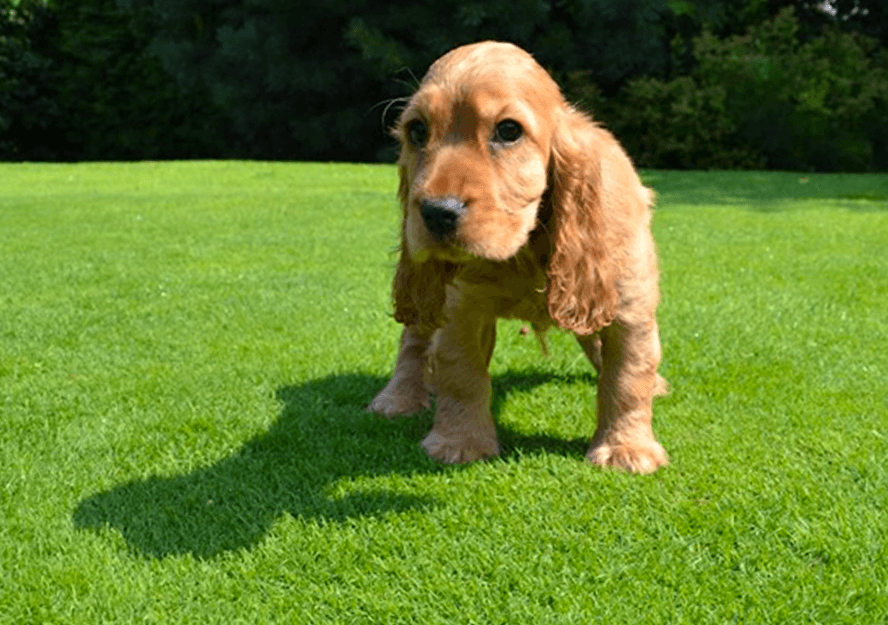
(535, 326), (550, 357)
(519, 324), (550, 357)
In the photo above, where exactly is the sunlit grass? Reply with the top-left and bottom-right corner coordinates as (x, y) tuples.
(1, 163), (886, 623)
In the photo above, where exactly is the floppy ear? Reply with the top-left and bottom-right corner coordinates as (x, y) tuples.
(391, 164), (455, 331)
(545, 110), (620, 335)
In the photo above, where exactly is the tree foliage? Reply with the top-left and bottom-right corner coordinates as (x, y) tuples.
(0, 0), (59, 159)
(604, 8), (888, 170)
(1, 0), (886, 169)
(1, 0), (227, 160)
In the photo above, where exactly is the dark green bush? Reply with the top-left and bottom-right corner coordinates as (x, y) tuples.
(592, 8), (888, 171)
(0, 0), (60, 159)
(605, 75), (765, 170)
(136, 0), (673, 161)
(50, 0), (231, 160)
(0, 0), (227, 161)
(2, 1), (887, 168)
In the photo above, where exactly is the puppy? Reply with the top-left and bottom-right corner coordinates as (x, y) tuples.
(368, 41), (668, 474)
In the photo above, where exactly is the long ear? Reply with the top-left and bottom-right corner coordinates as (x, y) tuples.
(391, 164), (454, 331)
(545, 110), (620, 335)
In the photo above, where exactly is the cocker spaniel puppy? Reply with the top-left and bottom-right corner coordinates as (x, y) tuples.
(368, 41), (669, 473)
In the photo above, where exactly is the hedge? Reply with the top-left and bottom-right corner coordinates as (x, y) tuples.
(2, 0), (886, 170)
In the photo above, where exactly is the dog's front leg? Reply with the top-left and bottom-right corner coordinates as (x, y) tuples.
(367, 326), (433, 416)
(421, 290), (499, 463)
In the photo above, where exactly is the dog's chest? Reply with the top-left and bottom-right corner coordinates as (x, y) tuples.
(454, 255), (553, 328)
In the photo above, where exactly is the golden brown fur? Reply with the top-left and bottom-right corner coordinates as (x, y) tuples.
(368, 42), (668, 473)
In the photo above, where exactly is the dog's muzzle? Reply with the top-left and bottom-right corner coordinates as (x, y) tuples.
(420, 197), (466, 241)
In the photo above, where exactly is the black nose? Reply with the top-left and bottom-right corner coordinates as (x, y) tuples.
(420, 197), (466, 240)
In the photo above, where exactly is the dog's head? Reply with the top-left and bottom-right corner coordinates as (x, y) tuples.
(392, 41), (650, 334)
(394, 41), (562, 263)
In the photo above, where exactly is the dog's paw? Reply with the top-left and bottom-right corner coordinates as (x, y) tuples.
(366, 388), (430, 417)
(421, 431), (500, 464)
(586, 439), (668, 474)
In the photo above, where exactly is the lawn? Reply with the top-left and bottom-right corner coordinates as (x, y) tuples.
(1, 162), (886, 623)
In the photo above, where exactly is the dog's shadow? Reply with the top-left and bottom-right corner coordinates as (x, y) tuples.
(73, 371), (593, 559)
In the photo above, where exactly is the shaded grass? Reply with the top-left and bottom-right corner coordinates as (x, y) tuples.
(1, 163), (886, 623)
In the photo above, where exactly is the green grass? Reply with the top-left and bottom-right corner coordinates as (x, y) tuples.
(1, 162), (886, 623)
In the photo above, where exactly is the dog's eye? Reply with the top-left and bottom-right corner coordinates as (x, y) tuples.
(406, 120), (428, 147)
(493, 119), (523, 144)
